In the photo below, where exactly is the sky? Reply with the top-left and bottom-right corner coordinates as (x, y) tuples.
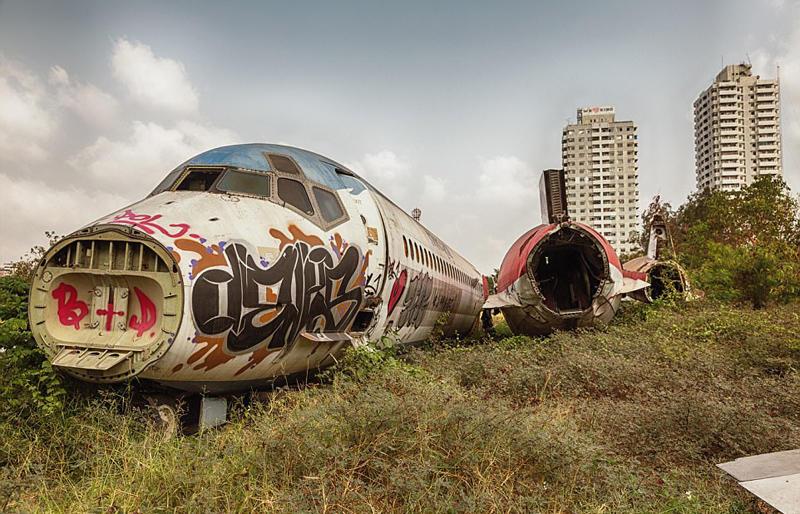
(1, 0), (799, 273)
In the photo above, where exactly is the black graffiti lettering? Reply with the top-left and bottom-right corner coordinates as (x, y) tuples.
(192, 240), (365, 354)
(397, 272), (434, 329)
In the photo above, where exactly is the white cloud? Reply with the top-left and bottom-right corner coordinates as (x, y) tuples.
(0, 56), (56, 161)
(476, 155), (537, 207)
(346, 150), (413, 202)
(0, 173), (127, 263)
(68, 120), (238, 196)
(422, 174), (446, 202)
(49, 65), (118, 126)
(111, 38), (199, 114)
(752, 9), (800, 189)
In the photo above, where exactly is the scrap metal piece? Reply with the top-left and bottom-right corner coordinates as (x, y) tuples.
(623, 212), (692, 303)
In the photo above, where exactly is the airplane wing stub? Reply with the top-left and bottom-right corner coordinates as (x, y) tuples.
(483, 292), (522, 310)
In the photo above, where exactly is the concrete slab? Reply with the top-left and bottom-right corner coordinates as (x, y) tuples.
(739, 473), (800, 514)
(719, 449), (800, 514)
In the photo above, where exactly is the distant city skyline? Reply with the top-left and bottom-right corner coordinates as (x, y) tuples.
(562, 106), (640, 255)
(1, 0), (799, 272)
(694, 63), (783, 191)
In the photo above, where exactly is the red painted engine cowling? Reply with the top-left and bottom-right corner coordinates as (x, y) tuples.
(490, 222), (647, 335)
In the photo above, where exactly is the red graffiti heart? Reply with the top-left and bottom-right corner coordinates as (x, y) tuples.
(387, 269), (407, 317)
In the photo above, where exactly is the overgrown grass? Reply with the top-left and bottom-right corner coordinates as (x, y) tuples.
(3, 301), (799, 512)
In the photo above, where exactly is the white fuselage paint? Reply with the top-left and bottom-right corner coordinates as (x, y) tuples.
(79, 176), (483, 391)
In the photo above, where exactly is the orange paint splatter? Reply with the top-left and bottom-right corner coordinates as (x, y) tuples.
(269, 224), (323, 249)
(331, 233), (348, 255)
(170, 251), (182, 263)
(172, 363), (183, 372)
(235, 345), (279, 376)
(174, 239), (226, 273)
(360, 250), (372, 281)
(187, 335), (235, 371)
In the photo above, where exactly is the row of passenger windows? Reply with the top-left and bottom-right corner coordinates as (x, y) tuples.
(172, 166), (346, 225)
(402, 235), (473, 286)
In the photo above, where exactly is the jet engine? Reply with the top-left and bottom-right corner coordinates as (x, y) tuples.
(484, 169), (648, 335)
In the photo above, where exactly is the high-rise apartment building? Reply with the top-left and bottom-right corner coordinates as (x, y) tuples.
(694, 63), (782, 191)
(562, 106), (639, 255)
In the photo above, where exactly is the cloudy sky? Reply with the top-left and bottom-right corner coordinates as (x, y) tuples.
(1, 0), (798, 272)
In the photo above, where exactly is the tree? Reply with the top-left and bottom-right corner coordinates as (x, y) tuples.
(8, 231), (61, 283)
(672, 176), (800, 308)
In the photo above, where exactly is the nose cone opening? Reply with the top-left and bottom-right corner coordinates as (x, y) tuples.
(526, 225), (609, 315)
(647, 262), (687, 301)
(28, 225), (184, 383)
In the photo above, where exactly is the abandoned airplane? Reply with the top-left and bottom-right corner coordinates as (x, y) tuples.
(28, 144), (487, 398)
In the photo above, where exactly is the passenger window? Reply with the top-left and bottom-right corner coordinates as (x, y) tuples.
(278, 178), (314, 215)
(175, 169), (223, 191)
(217, 170), (270, 197)
(267, 153), (302, 174)
(312, 187), (344, 222)
(403, 236), (408, 258)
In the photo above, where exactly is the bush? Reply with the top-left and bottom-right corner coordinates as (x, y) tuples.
(647, 175), (800, 308)
(0, 276), (66, 420)
(3, 301), (790, 512)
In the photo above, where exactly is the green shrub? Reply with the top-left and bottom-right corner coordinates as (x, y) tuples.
(0, 276), (66, 420)
(671, 176), (800, 307)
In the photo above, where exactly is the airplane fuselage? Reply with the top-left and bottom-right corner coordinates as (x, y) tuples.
(29, 144), (484, 392)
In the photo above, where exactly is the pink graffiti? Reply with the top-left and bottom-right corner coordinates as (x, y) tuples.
(110, 209), (191, 238)
(129, 287), (157, 337)
(96, 302), (125, 332)
(51, 282), (89, 330)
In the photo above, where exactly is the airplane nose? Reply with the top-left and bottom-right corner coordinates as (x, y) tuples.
(28, 225), (184, 382)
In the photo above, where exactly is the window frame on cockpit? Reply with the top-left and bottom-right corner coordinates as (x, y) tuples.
(160, 154), (350, 231)
(171, 166), (226, 192)
(215, 168), (271, 198)
(268, 155), (349, 231)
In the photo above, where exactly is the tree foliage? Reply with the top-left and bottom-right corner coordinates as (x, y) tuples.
(667, 176), (800, 307)
(0, 273), (66, 420)
(8, 231), (61, 283)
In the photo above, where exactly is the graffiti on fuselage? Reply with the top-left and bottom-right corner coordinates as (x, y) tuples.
(396, 272), (434, 329)
(51, 282), (89, 330)
(387, 269), (407, 317)
(50, 282), (158, 337)
(109, 209), (194, 239)
(432, 286), (460, 313)
(190, 226), (367, 358)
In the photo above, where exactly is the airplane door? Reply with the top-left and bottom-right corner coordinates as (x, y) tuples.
(335, 171), (389, 326)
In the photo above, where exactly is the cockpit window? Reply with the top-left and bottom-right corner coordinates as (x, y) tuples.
(216, 170), (270, 197)
(312, 186), (344, 222)
(174, 168), (223, 191)
(266, 153), (302, 175)
(278, 177), (314, 215)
